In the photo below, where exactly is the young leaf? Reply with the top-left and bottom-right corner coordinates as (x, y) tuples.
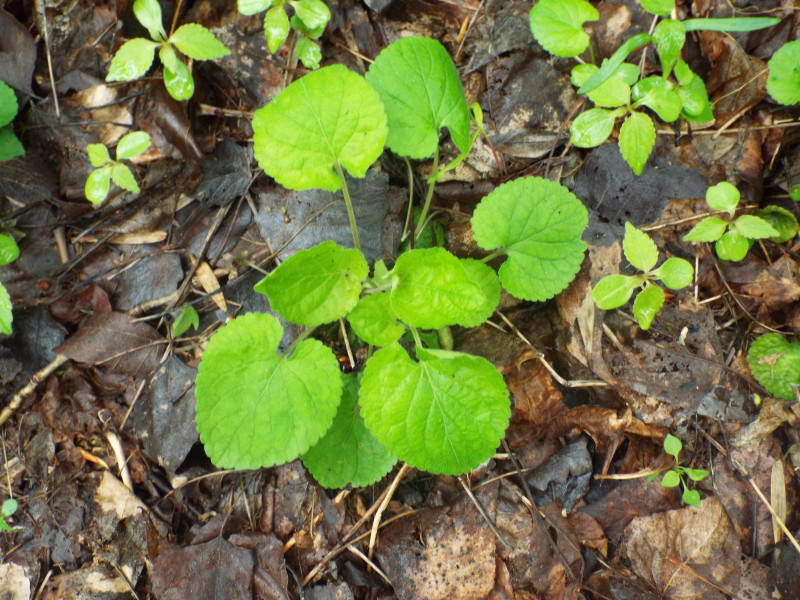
(252, 65), (387, 191)
(264, 5), (290, 54)
(471, 177), (588, 301)
(640, 0), (674, 16)
(791, 185), (800, 202)
(755, 206), (799, 243)
(116, 131), (151, 160)
(705, 181), (739, 215)
(684, 468), (709, 482)
(654, 257), (693, 290)
(365, 37), (470, 159)
(632, 76), (682, 122)
(578, 33), (652, 94)
(682, 488), (701, 506)
(106, 38), (159, 81)
(682, 17), (780, 33)
(683, 216), (728, 242)
(0, 282), (11, 335)
(676, 65), (713, 122)
(618, 111), (655, 175)
(0, 234), (19, 266)
(172, 304), (200, 337)
(389, 248), (489, 329)
(633, 284), (664, 330)
(111, 164), (140, 193)
(133, 0), (165, 41)
(291, 0), (331, 30)
(570, 107), (619, 148)
(195, 313), (342, 469)
(0, 127), (24, 161)
(303, 374), (396, 488)
(732, 215), (779, 240)
(664, 433), (682, 457)
(170, 24), (230, 60)
(457, 259), (501, 327)
(623, 222), (658, 272)
(238, 0), (274, 16)
(767, 40), (800, 105)
(296, 37), (322, 70)
(158, 45), (195, 101)
(715, 231), (750, 261)
(85, 165), (113, 205)
(347, 293), (404, 347)
(1, 498), (17, 517)
(592, 274), (638, 309)
(747, 333), (800, 401)
(571, 64), (632, 108)
(86, 143), (110, 167)
(0, 81), (18, 128)
(255, 241), (368, 326)
(661, 470), (681, 488)
(652, 19), (685, 78)
(529, 0), (598, 58)
(359, 344), (510, 475)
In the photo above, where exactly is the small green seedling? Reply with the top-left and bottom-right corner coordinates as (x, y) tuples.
(0, 498), (19, 532)
(0, 232), (20, 335)
(529, 0), (778, 175)
(172, 304), (200, 337)
(106, 0), (229, 101)
(238, 0), (330, 70)
(84, 131), (151, 205)
(0, 80), (24, 161)
(767, 39), (800, 106)
(593, 222), (693, 330)
(747, 334), (800, 402)
(790, 185), (800, 202)
(648, 434), (708, 506)
(682, 182), (782, 262)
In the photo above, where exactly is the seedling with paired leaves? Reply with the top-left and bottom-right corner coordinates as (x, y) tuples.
(747, 334), (800, 402)
(84, 131), (152, 205)
(106, 0), (229, 101)
(172, 305), (200, 337)
(592, 223), (693, 330)
(648, 434), (708, 507)
(767, 39), (800, 106)
(0, 80), (24, 161)
(194, 36), (589, 487)
(0, 232), (20, 335)
(238, 0), (330, 70)
(0, 498), (18, 532)
(529, 0), (779, 175)
(681, 182), (789, 261)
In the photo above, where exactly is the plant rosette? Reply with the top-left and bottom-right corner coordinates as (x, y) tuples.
(84, 131), (152, 205)
(647, 434), (709, 506)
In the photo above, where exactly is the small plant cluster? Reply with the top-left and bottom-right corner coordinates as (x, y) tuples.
(84, 131), (151, 205)
(194, 37), (590, 488)
(747, 334), (800, 402)
(529, 0), (779, 175)
(238, 0), (331, 70)
(592, 222), (694, 330)
(0, 80), (24, 161)
(0, 498), (19, 531)
(648, 434), (708, 506)
(106, 0), (229, 101)
(682, 182), (797, 262)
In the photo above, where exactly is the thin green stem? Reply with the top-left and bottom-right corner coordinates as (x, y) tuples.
(409, 326), (423, 349)
(414, 149), (439, 242)
(335, 162), (361, 251)
(401, 156), (415, 243)
(286, 327), (314, 357)
(437, 326), (453, 351)
(480, 250), (503, 263)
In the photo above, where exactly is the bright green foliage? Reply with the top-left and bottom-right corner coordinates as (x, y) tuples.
(715, 231), (750, 262)
(264, 6), (290, 53)
(471, 177), (588, 301)
(348, 293), (404, 347)
(0, 284), (12, 335)
(172, 304), (200, 337)
(733, 215), (779, 239)
(0, 81), (24, 161)
(359, 344), (510, 475)
(366, 37), (470, 159)
(0, 498), (18, 532)
(83, 131), (151, 205)
(641, 0), (674, 16)
(571, 63), (638, 108)
(529, 0), (598, 57)
(632, 77), (682, 122)
(682, 17), (779, 32)
(0, 234), (20, 266)
(303, 375), (396, 488)
(653, 434), (709, 507)
(790, 185), (800, 202)
(577, 34), (652, 95)
(592, 223), (693, 330)
(674, 61), (713, 123)
(706, 181), (739, 215)
(756, 206), (799, 243)
(682, 217), (728, 242)
(195, 313), (342, 469)
(747, 334), (800, 401)
(255, 241), (368, 326)
(458, 259), (502, 327)
(618, 111), (655, 176)
(652, 19), (685, 78)
(106, 0), (229, 101)
(570, 108), (620, 147)
(295, 36), (322, 70)
(252, 65), (387, 191)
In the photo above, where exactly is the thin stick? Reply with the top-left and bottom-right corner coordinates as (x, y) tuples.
(335, 162), (361, 250)
(347, 545), (392, 585)
(414, 150), (439, 242)
(106, 431), (133, 490)
(339, 319), (354, 369)
(457, 476), (511, 549)
(0, 354), (68, 427)
(368, 463), (409, 559)
(36, 0), (60, 118)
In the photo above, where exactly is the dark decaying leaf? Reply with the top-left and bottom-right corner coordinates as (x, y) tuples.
(197, 139), (253, 206)
(463, 0), (538, 74)
(0, 8), (37, 95)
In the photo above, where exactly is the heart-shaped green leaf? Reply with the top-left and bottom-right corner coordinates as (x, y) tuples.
(291, 0), (331, 30)
(715, 231), (750, 261)
(85, 165), (112, 205)
(705, 181), (739, 215)
(747, 333), (800, 401)
(529, 0), (599, 57)
(633, 284), (664, 330)
(654, 257), (693, 290)
(767, 40), (800, 106)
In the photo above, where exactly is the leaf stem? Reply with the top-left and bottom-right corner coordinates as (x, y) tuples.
(335, 162), (361, 251)
(401, 156), (415, 244)
(286, 326), (314, 357)
(409, 326), (424, 349)
(414, 149), (439, 242)
(480, 250), (503, 263)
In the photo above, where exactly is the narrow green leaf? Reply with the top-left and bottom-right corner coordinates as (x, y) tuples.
(683, 216), (728, 242)
(571, 64), (632, 108)
(172, 304), (200, 337)
(529, 0), (599, 57)
(592, 274), (638, 309)
(291, 0), (331, 30)
(0, 282), (11, 335)
(747, 333), (800, 401)
(116, 131), (151, 159)
(715, 231), (750, 261)
(733, 215), (779, 240)
(654, 257), (693, 290)
(682, 488), (701, 506)
(471, 177), (588, 302)
(87, 143), (110, 167)
(0, 81), (18, 128)
(0, 127), (24, 161)
(296, 37), (322, 70)
(632, 76), (682, 122)
(347, 293), (405, 347)
(303, 374), (396, 488)
(160, 45), (195, 100)
(253, 65), (387, 191)
(133, 0), (165, 41)
(0, 234), (19, 266)
(111, 163), (140, 193)
(633, 284), (664, 330)
(85, 165), (112, 205)
(570, 107), (618, 148)
(366, 36), (470, 158)
(170, 24), (229, 60)
(682, 17), (780, 33)
(705, 181), (739, 215)
(623, 222), (658, 272)
(359, 343), (510, 475)
(685, 468), (709, 482)
(661, 470), (681, 488)
(255, 241), (368, 326)
(238, 0), (274, 16)
(106, 38), (158, 82)
(767, 40), (800, 105)
(618, 111), (655, 175)
(652, 19), (685, 78)
(578, 33), (652, 94)
(755, 206), (799, 243)
(664, 433), (682, 457)
(640, 0), (674, 16)
(196, 313), (342, 469)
